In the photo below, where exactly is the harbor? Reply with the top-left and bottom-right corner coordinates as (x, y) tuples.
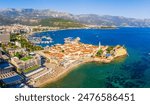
(28, 35), (53, 44)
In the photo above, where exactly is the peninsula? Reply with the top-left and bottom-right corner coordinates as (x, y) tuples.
(29, 37), (127, 87)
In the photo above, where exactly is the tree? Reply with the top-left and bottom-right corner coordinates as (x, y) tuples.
(62, 50), (65, 53)
(96, 49), (103, 57)
(14, 52), (22, 59)
(106, 46), (114, 53)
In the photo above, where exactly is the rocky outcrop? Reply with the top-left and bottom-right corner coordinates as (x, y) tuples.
(113, 46), (127, 57)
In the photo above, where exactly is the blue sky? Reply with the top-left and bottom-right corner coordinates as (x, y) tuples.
(0, 0), (149, 19)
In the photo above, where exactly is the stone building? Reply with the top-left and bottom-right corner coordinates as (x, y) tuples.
(0, 33), (10, 44)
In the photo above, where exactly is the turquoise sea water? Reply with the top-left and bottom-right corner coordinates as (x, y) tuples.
(33, 28), (150, 88)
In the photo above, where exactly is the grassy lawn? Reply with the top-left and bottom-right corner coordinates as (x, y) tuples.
(24, 65), (40, 73)
(21, 56), (33, 61)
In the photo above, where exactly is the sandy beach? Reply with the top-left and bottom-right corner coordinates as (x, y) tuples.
(30, 56), (117, 88)
(34, 58), (96, 88)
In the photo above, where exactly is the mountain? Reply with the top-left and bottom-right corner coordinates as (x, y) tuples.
(0, 8), (74, 19)
(0, 14), (17, 25)
(0, 8), (150, 27)
(75, 14), (150, 27)
(39, 18), (85, 28)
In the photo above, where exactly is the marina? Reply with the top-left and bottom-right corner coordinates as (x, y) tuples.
(28, 35), (53, 44)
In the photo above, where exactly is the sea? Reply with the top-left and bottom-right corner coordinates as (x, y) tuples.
(32, 28), (150, 88)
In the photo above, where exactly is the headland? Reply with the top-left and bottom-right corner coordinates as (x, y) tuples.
(28, 37), (127, 87)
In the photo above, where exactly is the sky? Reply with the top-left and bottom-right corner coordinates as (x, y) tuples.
(0, 0), (149, 19)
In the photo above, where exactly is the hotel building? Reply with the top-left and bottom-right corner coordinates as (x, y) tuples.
(11, 54), (41, 72)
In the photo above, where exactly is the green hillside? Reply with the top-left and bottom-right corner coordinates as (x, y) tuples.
(39, 18), (85, 28)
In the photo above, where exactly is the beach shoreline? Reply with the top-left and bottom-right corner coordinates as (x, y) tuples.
(26, 27), (118, 38)
(35, 58), (95, 88)
(31, 55), (127, 88)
